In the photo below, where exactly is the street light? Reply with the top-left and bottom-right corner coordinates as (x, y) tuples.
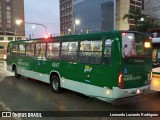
(16, 19), (48, 38)
(68, 28), (71, 35)
(73, 19), (80, 34)
(140, 17), (144, 21)
(75, 19), (80, 25)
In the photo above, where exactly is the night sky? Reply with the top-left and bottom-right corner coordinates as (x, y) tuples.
(24, 0), (60, 38)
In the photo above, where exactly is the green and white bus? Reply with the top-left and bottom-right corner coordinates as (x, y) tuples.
(151, 37), (160, 91)
(6, 31), (152, 102)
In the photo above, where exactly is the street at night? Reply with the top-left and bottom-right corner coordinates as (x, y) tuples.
(0, 60), (160, 120)
(1, 0), (160, 120)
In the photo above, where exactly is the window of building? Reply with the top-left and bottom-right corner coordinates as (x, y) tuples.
(6, 0), (10, 6)
(6, 6), (11, 10)
(17, 37), (21, 40)
(0, 37), (3, 40)
(0, 45), (4, 49)
(6, 14), (11, 19)
(6, 11), (11, 20)
(26, 43), (35, 57)
(61, 42), (78, 62)
(130, 0), (135, 4)
(47, 42), (60, 60)
(7, 28), (12, 31)
(79, 40), (102, 64)
(136, 2), (141, 6)
(7, 19), (11, 23)
(7, 23), (11, 29)
(8, 37), (13, 41)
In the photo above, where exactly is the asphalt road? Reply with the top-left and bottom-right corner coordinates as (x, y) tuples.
(0, 61), (160, 120)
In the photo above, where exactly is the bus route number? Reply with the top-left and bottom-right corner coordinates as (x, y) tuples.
(52, 63), (60, 68)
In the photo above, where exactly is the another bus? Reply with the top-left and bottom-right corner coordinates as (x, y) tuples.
(151, 37), (160, 91)
(6, 31), (152, 102)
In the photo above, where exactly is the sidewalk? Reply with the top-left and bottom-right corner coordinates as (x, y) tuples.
(0, 101), (22, 120)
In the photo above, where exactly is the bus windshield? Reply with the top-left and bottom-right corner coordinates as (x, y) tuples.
(152, 38), (160, 67)
(122, 32), (151, 58)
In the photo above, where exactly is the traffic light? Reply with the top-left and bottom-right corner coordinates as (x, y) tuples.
(44, 35), (48, 39)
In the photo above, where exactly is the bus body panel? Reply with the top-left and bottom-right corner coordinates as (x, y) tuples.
(122, 63), (151, 89)
(121, 32), (152, 89)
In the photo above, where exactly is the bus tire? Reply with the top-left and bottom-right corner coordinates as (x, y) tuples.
(14, 67), (21, 78)
(50, 75), (61, 93)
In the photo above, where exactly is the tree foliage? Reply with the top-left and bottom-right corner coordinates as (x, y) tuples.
(123, 9), (159, 32)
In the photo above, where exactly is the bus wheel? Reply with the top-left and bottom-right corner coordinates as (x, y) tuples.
(14, 67), (21, 78)
(50, 75), (61, 93)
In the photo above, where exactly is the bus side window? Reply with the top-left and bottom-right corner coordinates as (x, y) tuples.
(18, 44), (25, 56)
(26, 43), (35, 57)
(35, 44), (41, 58)
(11, 45), (18, 56)
(47, 43), (60, 60)
(35, 43), (46, 59)
(7, 44), (11, 58)
(103, 39), (112, 64)
(61, 42), (78, 62)
(41, 43), (46, 59)
(79, 40), (102, 64)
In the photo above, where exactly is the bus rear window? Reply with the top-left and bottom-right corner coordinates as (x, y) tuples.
(122, 32), (151, 58)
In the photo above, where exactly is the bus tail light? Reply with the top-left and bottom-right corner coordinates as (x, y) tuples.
(122, 32), (126, 36)
(118, 73), (124, 89)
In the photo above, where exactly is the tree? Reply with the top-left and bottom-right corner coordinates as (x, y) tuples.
(137, 17), (158, 32)
(123, 8), (159, 32)
(123, 9), (147, 29)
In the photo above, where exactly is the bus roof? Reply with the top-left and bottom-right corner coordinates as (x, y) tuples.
(8, 30), (149, 44)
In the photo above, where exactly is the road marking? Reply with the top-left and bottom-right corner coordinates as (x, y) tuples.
(0, 101), (23, 120)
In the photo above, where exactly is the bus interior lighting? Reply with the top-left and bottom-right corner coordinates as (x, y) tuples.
(144, 42), (151, 48)
(128, 36), (133, 39)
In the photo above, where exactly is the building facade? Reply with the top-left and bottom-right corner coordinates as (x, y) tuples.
(73, 0), (115, 34)
(116, 0), (143, 30)
(0, 0), (25, 59)
(60, 0), (72, 35)
(144, 0), (160, 20)
(60, 0), (143, 35)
